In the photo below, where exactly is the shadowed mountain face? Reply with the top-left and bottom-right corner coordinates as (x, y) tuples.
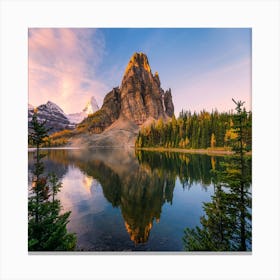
(76, 53), (174, 142)
(28, 96), (100, 134)
(28, 101), (74, 134)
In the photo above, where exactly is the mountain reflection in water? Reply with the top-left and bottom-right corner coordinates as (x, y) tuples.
(28, 148), (246, 251)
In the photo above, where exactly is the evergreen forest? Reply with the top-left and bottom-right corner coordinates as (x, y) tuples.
(135, 102), (252, 151)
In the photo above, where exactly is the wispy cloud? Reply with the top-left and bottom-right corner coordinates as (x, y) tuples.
(28, 28), (107, 113)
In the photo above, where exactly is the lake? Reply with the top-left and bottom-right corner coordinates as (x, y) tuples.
(28, 148), (251, 252)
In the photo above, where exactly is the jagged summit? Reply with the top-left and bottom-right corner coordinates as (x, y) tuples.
(28, 100), (73, 134)
(124, 52), (151, 75)
(77, 52), (174, 142)
(67, 96), (99, 124)
(28, 96), (100, 135)
(45, 101), (65, 115)
(82, 96), (99, 115)
(120, 52), (173, 125)
(121, 52), (158, 90)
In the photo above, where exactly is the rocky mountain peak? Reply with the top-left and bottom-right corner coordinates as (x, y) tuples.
(67, 96), (99, 124)
(119, 52), (173, 125)
(121, 52), (154, 89)
(45, 101), (65, 115)
(28, 100), (73, 134)
(70, 53), (174, 145)
(82, 96), (99, 115)
(124, 52), (151, 74)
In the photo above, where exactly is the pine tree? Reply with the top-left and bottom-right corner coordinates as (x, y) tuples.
(28, 112), (76, 251)
(224, 99), (251, 250)
(183, 184), (236, 251)
(183, 100), (252, 251)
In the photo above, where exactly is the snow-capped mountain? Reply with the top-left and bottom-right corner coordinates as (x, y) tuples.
(28, 101), (74, 134)
(83, 96), (99, 114)
(67, 96), (99, 124)
(28, 97), (99, 134)
(44, 100), (66, 116)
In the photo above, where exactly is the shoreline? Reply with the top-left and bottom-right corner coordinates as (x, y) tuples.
(136, 147), (252, 156)
(28, 146), (252, 156)
(28, 146), (82, 151)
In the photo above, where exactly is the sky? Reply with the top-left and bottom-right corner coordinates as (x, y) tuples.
(28, 28), (251, 116)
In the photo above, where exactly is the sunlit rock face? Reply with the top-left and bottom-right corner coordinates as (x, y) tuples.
(80, 52), (174, 134)
(120, 52), (173, 125)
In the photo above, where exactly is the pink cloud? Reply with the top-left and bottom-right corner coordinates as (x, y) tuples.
(28, 28), (107, 114)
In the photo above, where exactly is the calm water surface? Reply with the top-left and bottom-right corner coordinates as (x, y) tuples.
(28, 148), (246, 251)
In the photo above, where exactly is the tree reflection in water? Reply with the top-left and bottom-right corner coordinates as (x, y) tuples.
(183, 154), (252, 251)
(29, 148), (251, 250)
(183, 100), (252, 252)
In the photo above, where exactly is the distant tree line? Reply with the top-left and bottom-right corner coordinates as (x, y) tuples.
(135, 107), (252, 151)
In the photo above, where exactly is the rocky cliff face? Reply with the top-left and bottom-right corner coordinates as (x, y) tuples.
(120, 52), (172, 125)
(164, 88), (174, 117)
(81, 52), (174, 134)
(79, 87), (121, 134)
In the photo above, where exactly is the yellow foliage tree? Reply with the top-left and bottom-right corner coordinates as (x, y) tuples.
(210, 133), (216, 148)
(224, 129), (238, 147)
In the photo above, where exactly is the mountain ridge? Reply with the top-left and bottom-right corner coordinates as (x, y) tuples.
(29, 53), (175, 147)
(28, 96), (100, 134)
(28, 101), (74, 134)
